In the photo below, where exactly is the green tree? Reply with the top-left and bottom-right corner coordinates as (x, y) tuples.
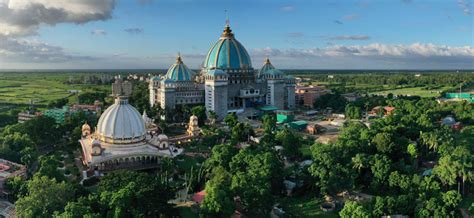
(339, 201), (370, 218)
(276, 126), (301, 160)
(201, 167), (235, 217)
(16, 175), (74, 217)
(345, 104), (362, 119)
(224, 113), (238, 127)
(204, 144), (238, 172)
(191, 105), (207, 126)
(4, 176), (27, 201)
(372, 132), (396, 154)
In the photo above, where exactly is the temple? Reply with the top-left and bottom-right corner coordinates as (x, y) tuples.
(79, 80), (184, 174)
(149, 23), (296, 120)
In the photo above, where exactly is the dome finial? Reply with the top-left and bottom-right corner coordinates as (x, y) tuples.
(264, 57), (271, 65)
(221, 10), (234, 38)
(176, 52), (182, 63)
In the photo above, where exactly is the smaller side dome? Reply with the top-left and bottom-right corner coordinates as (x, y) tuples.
(258, 57), (276, 77)
(82, 123), (91, 131)
(157, 134), (168, 141)
(165, 54), (195, 81)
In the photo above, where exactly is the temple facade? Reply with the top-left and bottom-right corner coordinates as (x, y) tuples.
(149, 23), (295, 120)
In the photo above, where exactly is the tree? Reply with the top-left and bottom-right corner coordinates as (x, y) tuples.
(4, 176), (27, 201)
(276, 126), (301, 160)
(230, 123), (254, 144)
(370, 154), (392, 189)
(372, 132), (396, 154)
(47, 98), (68, 108)
(224, 113), (238, 127)
(37, 155), (65, 182)
(129, 82), (150, 113)
(345, 104), (362, 119)
(339, 201), (370, 218)
(434, 145), (473, 195)
(208, 110), (218, 125)
(54, 196), (99, 218)
(191, 105), (207, 126)
(204, 144), (238, 172)
(78, 92), (106, 104)
(16, 175), (74, 217)
(309, 143), (355, 194)
(97, 170), (175, 217)
(201, 167), (235, 217)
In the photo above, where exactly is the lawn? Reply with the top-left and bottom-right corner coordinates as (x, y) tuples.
(0, 72), (110, 106)
(277, 195), (339, 218)
(370, 86), (450, 98)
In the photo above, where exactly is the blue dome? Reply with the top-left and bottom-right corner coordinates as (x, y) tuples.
(203, 25), (252, 69)
(258, 57), (276, 77)
(165, 55), (195, 81)
(152, 76), (161, 81)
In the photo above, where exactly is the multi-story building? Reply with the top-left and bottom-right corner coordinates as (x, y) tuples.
(149, 23), (296, 120)
(295, 86), (330, 108)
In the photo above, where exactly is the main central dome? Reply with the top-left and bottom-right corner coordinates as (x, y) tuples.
(202, 24), (252, 69)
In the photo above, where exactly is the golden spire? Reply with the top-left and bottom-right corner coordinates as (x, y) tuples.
(176, 52), (182, 63)
(264, 57), (271, 65)
(221, 10), (234, 38)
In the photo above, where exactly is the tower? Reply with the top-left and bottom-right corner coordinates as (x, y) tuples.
(205, 69), (228, 120)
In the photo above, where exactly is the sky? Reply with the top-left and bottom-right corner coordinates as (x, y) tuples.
(0, 0), (473, 70)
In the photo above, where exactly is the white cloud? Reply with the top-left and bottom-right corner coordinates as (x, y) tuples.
(0, 0), (115, 36)
(458, 0), (471, 15)
(251, 43), (474, 69)
(0, 36), (95, 62)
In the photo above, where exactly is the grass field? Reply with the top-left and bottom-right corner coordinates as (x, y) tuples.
(370, 86), (449, 98)
(0, 72), (110, 106)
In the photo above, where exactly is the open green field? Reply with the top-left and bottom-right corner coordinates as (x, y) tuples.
(370, 86), (451, 98)
(0, 72), (110, 106)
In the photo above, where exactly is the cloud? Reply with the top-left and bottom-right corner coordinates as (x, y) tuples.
(0, 0), (115, 36)
(334, 20), (343, 25)
(251, 43), (474, 69)
(0, 36), (95, 63)
(343, 13), (360, 21)
(91, 29), (107, 36)
(281, 5), (294, 12)
(457, 0), (471, 15)
(124, 28), (144, 34)
(325, 35), (371, 41)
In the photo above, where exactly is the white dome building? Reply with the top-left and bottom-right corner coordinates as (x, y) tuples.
(96, 98), (146, 144)
(79, 80), (182, 174)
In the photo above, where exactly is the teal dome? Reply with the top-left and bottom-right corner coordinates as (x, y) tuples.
(207, 69), (228, 77)
(203, 25), (252, 69)
(258, 57), (276, 77)
(165, 55), (195, 81)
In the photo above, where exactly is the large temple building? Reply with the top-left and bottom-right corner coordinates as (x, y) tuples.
(150, 23), (295, 120)
(80, 80), (183, 174)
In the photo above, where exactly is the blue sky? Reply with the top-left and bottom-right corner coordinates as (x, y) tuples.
(0, 0), (472, 69)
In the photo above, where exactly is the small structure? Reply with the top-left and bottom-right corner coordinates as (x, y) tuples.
(288, 120), (308, 131)
(276, 110), (294, 124)
(0, 159), (26, 197)
(17, 110), (41, 123)
(44, 106), (69, 124)
(187, 115), (201, 136)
